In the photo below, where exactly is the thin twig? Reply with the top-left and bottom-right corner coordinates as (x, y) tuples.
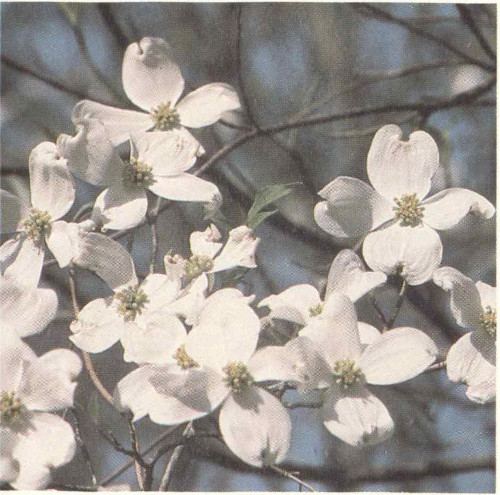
(369, 294), (389, 327)
(387, 278), (407, 329)
(424, 360), (447, 373)
(70, 408), (98, 487)
(456, 5), (496, 62)
(128, 418), (145, 490)
(270, 465), (317, 492)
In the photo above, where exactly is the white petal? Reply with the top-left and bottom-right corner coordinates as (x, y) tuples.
(322, 385), (394, 447)
(121, 315), (187, 365)
(189, 224), (222, 258)
(476, 281), (496, 311)
(358, 322), (382, 348)
(148, 173), (221, 203)
(299, 293), (361, 367)
(1, 332), (36, 393)
(447, 332), (495, 404)
(75, 231), (138, 290)
(186, 299), (260, 370)
(212, 226), (259, 272)
(360, 327), (439, 385)
(258, 284), (321, 326)
(115, 365), (228, 424)
(367, 124), (439, 201)
(325, 249), (386, 302)
(164, 254), (187, 284)
(122, 37), (185, 111)
(203, 288), (254, 308)
(219, 386), (291, 467)
(1, 190), (29, 233)
(131, 130), (201, 176)
(17, 349), (81, 411)
(57, 117), (123, 186)
(72, 100), (152, 146)
(423, 188), (495, 230)
(1, 237), (44, 290)
(176, 83), (241, 128)
(314, 177), (393, 238)
(69, 298), (125, 353)
(432, 267), (482, 331)
(92, 183), (148, 231)
(166, 275), (208, 326)
(45, 220), (81, 268)
(363, 223), (442, 285)
(140, 273), (181, 312)
(28, 142), (75, 220)
(1, 427), (18, 485)
(11, 412), (76, 490)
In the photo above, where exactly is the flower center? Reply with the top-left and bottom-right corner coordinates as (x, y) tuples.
(150, 102), (181, 131)
(393, 193), (425, 227)
(333, 359), (364, 389)
(223, 361), (254, 393)
(22, 208), (51, 244)
(173, 344), (199, 369)
(1, 391), (24, 424)
(308, 303), (324, 317)
(114, 285), (149, 321)
(184, 255), (214, 281)
(479, 306), (496, 338)
(122, 158), (155, 189)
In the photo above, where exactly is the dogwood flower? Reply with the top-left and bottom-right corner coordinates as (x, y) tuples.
(433, 267), (496, 403)
(72, 37), (241, 147)
(1, 333), (81, 489)
(259, 249), (386, 326)
(252, 293), (439, 446)
(314, 125), (495, 285)
(115, 296), (292, 468)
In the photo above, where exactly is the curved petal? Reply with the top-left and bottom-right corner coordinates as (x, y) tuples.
(166, 275), (208, 326)
(432, 267), (482, 331)
(322, 385), (394, 447)
(219, 386), (291, 467)
(176, 83), (241, 128)
(1, 190), (29, 233)
(115, 365), (228, 424)
(212, 226), (259, 272)
(148, 173), (221, 203)
(45, 220), (81, 268)
(122, 37), (185, 111)
(363, 223), (442, 286)
(28, 142), (75, 220)
(121, 315), (187, 365)
(360, 327), (438, 385)
(447, 332), (496, 404)
(189, 224), (223, 258)
(11, 412), (76, 490)
(423, 188), (495, 231)
(325, 249), (386, 302)
(57, 117), (123, 186)
(140, 274), (181, 312)
(1, 237), (43, 290)
(258, 284), (321, 326)
(314, 177), (393, 238)
(72, 100), (152, 146)
(367, 125), (439, 201)
(92, 183), (148, 231)
(1, 427), (18, 485)
(1, 331), (36, 393)
(69, 298), (125, 353)
(358, 322), (382, 348)
(17, 349), (81, 411)
(476, 281), (496, 310)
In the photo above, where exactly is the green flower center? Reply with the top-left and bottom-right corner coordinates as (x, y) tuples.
(184, 255), (214, 281)
(1, 392), (24, 424)
(115, 285), (149, 321)
(393, 193), (425, 227)
(22, 208), (51, 244)
(150, 102), (181, 131)
(223, 361), (254, 393)
(309, 303), (324, 317)
(479, 306), (496, 338)
(122, 158), (155, 189)
(333, 359), (364, 389)
(173, 344), (199, 369)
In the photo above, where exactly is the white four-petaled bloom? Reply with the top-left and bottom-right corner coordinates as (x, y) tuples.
(314, 125), (495, 285)
(72, 37), (241, 147)
(115, 295), (292, 468)
(259, 249), (386, 326)
(433, 267), (496, 404)
(0, 333), (81, 489)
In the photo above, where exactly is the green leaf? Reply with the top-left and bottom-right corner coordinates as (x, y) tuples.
(58, 3), (80, 27)
(86, 390), (100, 423)
(247, 182), (301, 229)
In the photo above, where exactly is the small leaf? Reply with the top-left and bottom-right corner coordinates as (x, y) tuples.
(87, 390), (100, 423)
(247, 210), (278, 230)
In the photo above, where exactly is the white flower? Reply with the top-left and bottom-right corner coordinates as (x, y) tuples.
(314, 125), (495, 285)
(115, 296), (291, 468)
(253, 293), (439, 446)
(0, 333), (81, 489)
(433, 267), (496, 403)
(71, 37), (241, 147)
(258, 249), (386, 326)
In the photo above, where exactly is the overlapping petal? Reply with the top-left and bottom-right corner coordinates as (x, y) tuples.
(211, 226), (259, 272)
(45, 221), (81, 268)
(189, 224), (223, 259)
(148, 173), (221, 203)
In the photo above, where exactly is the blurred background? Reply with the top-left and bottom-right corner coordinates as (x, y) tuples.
(1, 2), (496, 492)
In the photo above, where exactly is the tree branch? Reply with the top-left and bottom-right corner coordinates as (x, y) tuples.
(456, 5), (496, 62)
